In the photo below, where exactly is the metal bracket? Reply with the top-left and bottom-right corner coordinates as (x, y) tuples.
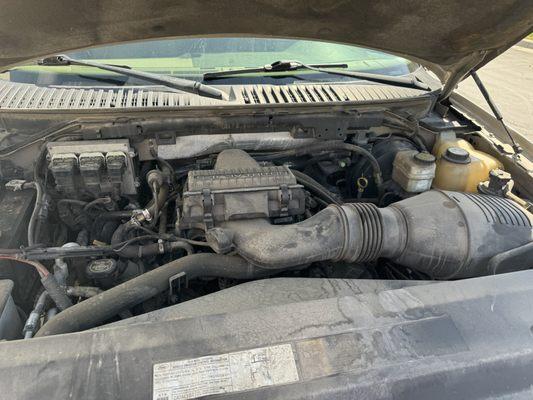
(279, 184), (290, 216)
(168, 271), (187, 303)
(202, 188), (215, 229)
(155, 131), (176, 145)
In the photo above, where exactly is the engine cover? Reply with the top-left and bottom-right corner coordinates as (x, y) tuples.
(180, 149), (305, 230)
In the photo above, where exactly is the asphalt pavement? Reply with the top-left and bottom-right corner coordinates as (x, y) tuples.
(457, 43), (533, 142)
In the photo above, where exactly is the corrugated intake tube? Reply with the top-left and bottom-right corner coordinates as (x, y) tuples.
(212, 190), (532, 279)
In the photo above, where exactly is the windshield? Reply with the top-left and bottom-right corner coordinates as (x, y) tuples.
(4, 37), (419, 87)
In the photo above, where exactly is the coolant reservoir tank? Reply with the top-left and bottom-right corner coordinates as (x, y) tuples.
(432, 134), (503, 193)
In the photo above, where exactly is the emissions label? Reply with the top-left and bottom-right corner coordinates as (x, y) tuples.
(153, 343), (299, 400)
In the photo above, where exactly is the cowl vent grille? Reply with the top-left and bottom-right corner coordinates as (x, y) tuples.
(0, 81), (426, 110)
(238, 84), (413, 105)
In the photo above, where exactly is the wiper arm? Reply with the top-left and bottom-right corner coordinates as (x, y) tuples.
(38, 55), (228, 100)
(203, 61), (348, 79)
(204, 60), (430, 90)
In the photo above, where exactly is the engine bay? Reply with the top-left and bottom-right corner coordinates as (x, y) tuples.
(0, 114), (531, 340)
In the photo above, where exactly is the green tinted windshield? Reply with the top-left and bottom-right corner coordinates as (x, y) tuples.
(6, 37), (418, 86)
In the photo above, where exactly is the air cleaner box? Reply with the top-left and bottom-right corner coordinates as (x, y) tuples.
(180, 165), (305, 230)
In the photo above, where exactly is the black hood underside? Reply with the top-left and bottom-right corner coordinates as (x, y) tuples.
(1, 0), (532, 85)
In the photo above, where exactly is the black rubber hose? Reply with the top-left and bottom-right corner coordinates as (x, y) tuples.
(111, 222), (131, 244)
(290, 169), (341, 205)
(382, 110), (428, 152)
(159, 204), (168, 235)
(35, 254), (270, 336)
(265, 141), (383, 189)
(149, 182), (160, 228)
(25, 181), (43, 246)
(221, 205), (350, 269)
(99, 221), (121, 244)
(148, 184), (169, 220)
(27, 145), (48, 246)
(40, 274), (73, 311)
(113, 240), (194, 258)
(76, 229), (90, 246)
(57, 199), (88, 208)
(83, 197), (115, 213)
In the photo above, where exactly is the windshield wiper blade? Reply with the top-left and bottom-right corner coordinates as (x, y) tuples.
(203, 61), (348, 79)
(39, 55), (228, 100)
(204, 60), (430, 90)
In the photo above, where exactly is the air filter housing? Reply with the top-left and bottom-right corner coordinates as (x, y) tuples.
(180, 149), (306, 230)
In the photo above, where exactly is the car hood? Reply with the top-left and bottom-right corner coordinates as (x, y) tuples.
(1, 0), (532, 87)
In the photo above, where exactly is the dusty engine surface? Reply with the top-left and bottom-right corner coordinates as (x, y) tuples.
(180, 149), (306, 230)
(1, 126), (531, 341)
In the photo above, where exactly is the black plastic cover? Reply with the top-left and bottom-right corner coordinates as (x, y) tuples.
(3, 271), (533, 399)
(181, 149), (306, 229)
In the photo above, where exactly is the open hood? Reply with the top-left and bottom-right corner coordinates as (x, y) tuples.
(0, 0), (532, 88)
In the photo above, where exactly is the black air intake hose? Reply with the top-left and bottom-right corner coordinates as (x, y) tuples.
(212, 190), (532, 279)
(35, 254), (271, 337)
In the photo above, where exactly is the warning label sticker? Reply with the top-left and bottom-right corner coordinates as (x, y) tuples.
(153, 343), (299, 400)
